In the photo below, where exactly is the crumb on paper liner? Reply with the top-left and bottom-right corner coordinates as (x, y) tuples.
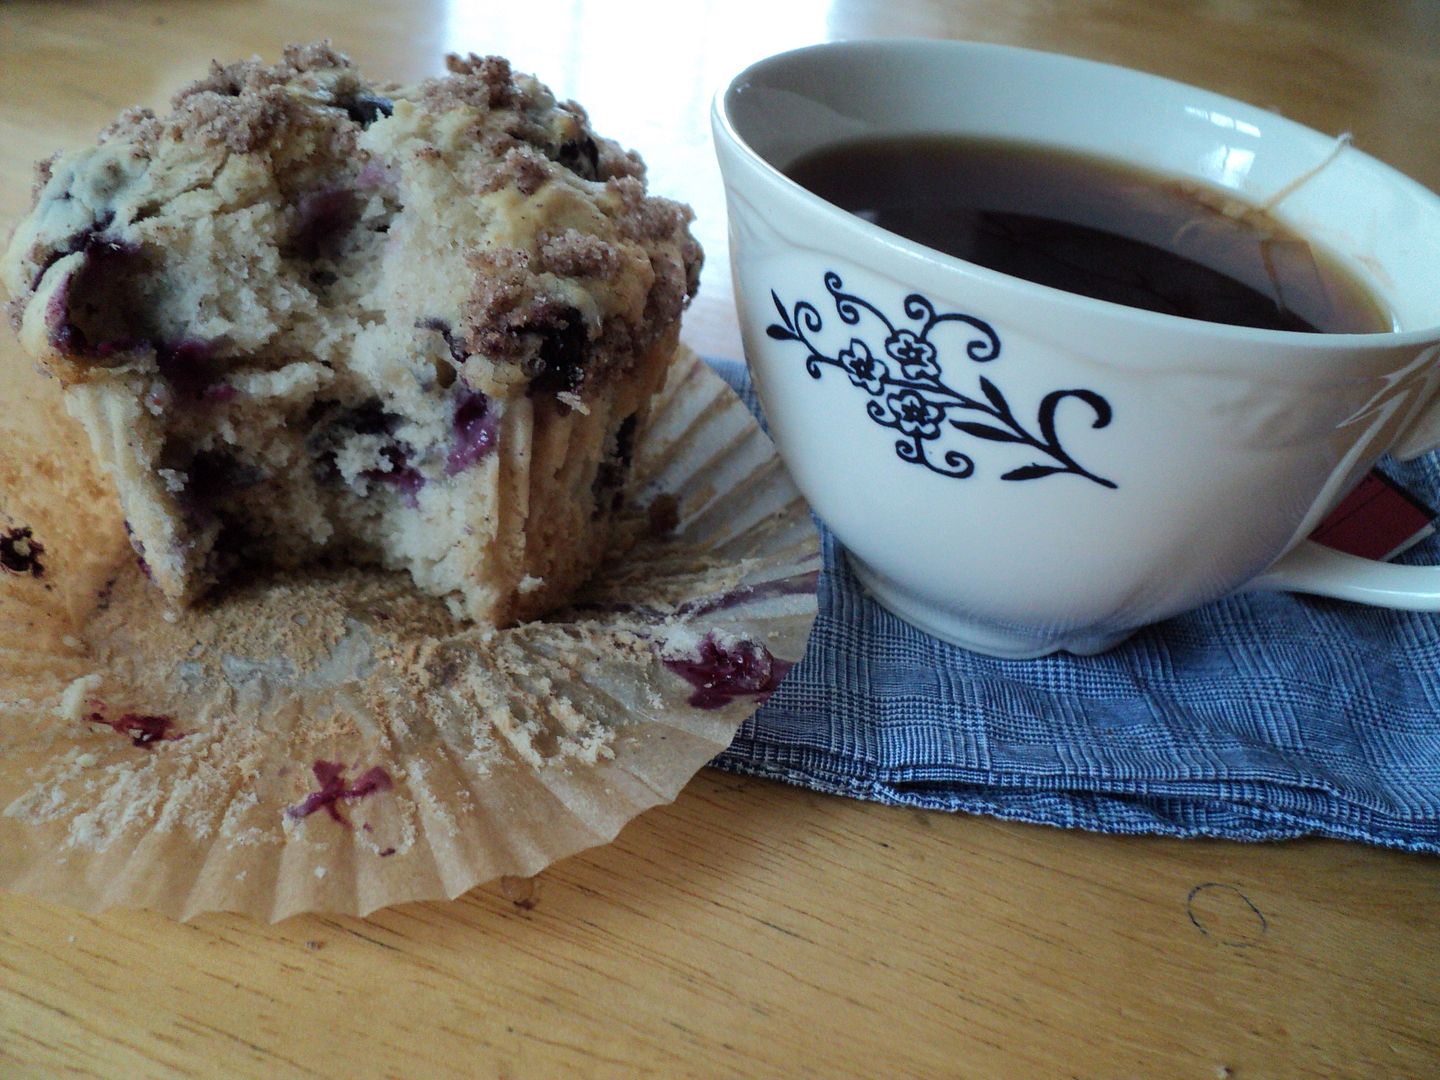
(0, 345), (820, 921)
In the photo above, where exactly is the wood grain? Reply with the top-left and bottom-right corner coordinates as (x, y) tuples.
(2, 2), (1439, 1077)
(4, 773), (1438, 1079)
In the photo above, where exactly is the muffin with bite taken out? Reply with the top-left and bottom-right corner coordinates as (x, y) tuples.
(1, 42), (701, 625)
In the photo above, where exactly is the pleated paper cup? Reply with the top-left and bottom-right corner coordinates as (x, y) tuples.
(0, 343), (819, 920)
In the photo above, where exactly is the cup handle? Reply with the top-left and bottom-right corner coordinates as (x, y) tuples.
(1249, 539), (1440, 610)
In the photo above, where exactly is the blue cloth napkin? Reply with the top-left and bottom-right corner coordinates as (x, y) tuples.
(706, 358), (1440, 853)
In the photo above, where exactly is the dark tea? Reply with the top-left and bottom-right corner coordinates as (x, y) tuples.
(784, 135), (1391, 334)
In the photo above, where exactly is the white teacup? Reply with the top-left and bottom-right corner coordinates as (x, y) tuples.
(713, 39), (1440, 658)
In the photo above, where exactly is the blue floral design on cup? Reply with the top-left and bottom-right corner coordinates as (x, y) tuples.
(838, 339), (889, 394)
(886, 389), (945, 439)
(766, 272), (1117, 487)
(883, 328), (940, 380)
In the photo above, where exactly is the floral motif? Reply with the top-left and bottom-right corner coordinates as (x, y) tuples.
(765, 272), (1116, 487)
(838, 338), (889, 394)
(886, 389), (944, 438)
(884, 328), (939, 380)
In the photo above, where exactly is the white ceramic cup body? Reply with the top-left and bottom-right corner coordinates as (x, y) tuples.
(714, 40), (1440, 657)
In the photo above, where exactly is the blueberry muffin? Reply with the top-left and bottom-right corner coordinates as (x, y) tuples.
(1, 42), (701, 624)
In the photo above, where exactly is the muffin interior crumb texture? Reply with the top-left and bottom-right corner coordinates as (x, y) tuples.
(1, 42), (701, 625)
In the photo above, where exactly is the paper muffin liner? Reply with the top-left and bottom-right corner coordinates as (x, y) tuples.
(0, 344), (819, 920)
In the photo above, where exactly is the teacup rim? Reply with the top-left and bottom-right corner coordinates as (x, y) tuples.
(713, 37), (1440, 346)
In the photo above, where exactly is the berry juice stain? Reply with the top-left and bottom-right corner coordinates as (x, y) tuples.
(663, 633), (795, 709)
(86, 711), (180, 747)
(287, 760), (394, 825)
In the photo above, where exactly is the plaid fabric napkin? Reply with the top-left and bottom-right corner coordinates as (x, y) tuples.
(707, 359), (1440, 853)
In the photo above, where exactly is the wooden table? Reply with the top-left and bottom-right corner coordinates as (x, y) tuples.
(2, 2), (1438, 1077)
